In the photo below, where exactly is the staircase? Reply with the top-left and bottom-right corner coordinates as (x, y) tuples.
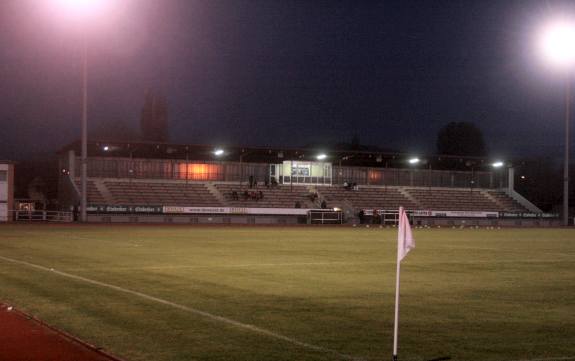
(93, 179), (114, 204)
(398, 187), (423, 209)
(205, 182), (226, 205)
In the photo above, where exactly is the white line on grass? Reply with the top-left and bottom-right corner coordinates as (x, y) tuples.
(64, 259), (572, 273)
(0, 255), (362, 361)
(503, 357), (575, 361)
(66, 260), (386, 272)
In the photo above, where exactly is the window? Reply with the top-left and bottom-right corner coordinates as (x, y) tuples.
(0, 170), (7, 182)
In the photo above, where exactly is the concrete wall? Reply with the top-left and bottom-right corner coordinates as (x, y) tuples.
(86, 214), (304, 225)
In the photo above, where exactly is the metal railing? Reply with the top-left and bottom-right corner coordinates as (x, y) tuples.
(10, 210), (74, 222)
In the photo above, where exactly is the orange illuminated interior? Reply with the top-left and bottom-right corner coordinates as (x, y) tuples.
(177, 163), (221, 180)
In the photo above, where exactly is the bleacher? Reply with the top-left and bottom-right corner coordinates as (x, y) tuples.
(103, 180), (221, 206)
(75, 180), (106, 204)
(405, 188), (502, 211)
(76, 177), (529, 214)
(318, 186), (418, 210)
(318, 185), (528, 212)
(214, 183), (314, 208)
(486, 190), (527, 212)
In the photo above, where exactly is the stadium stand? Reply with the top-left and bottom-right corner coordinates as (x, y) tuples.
(56, 141), (553, 225)
(75, 178), (528, 213)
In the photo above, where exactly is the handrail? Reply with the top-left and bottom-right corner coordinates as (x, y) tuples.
(10, 210), (74, 222)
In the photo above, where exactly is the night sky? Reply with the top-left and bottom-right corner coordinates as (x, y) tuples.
(0, 0), (574, 161)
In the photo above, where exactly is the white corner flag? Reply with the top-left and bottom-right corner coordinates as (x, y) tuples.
(397, 207), (415, 262)
(393, 207), (415, 361)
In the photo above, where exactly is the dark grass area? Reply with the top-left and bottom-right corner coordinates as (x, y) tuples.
(0, 224), (574, 361)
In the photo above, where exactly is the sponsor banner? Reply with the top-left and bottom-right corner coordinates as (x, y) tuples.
(430, 210), (499, 218)
(87, 205), (163, 214)
(499, 212), (559, 219)
(370, 209), (499, 218)
(162, 206), (313, 216)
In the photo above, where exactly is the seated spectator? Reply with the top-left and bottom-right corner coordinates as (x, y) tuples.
(231, 190), (239, 200)
(321, 200), (327, 209)
(295, 201), (301, 208)
(271, 177), (278, 187)
(308, 192), (318, 202)
(258, 191), (264, 200)
(243, 190), (249, 200)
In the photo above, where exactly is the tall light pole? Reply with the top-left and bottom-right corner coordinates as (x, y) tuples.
(564, 79), (571, 226)
(539, 20), (575, 226)
(81, 35), (88, 222)
(56, 0), (110, 222)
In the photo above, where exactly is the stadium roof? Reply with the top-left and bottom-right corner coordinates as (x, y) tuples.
(59, 140), (502, 171)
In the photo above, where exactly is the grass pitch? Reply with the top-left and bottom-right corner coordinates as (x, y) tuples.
(0, 224), (573, 361)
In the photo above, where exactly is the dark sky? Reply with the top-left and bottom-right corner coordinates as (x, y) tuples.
(0, 0), (574, 160)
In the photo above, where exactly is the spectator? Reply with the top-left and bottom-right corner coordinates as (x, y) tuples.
(264, 178), (270, 188)
(271, 177), (278, 187)
(295, 201), (301, 208)
(358, 210), (365, 224)
(243, 190), (249, 200)
(231, 190), (239, 200)
(249, 175), (254, 188)
(321, 200), (327, 209)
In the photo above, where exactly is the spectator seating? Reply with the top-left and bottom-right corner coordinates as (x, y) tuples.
(75, 180), (106, 204)
(486, 190), (527, 212)
(404, 188), (499, 211)
(103, 180), (221, 206)
(77, 177), (529, 213)
(317, 186), (418, 210)
(214, 183), (314, 208)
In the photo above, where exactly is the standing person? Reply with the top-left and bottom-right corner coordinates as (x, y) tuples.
(249, 175), (254, 188)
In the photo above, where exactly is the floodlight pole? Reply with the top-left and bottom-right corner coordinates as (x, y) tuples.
(563, 78), (571, 226)
(80, 35), (88, 222)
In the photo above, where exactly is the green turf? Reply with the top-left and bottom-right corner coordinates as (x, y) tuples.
(0, 224), (573, 361)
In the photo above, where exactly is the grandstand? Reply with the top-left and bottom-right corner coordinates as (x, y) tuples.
(56, 140), (557, 226)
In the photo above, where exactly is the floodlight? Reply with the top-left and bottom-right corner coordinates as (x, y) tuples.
(56, 0), (110, 18)
(317, 154), (327, 160)
(408, 157), (420, 164)
(213, 149), (224, 156)
(492, 161), (504, 168)
(103, 145), (109, 151)
(538, 20), (575, 68)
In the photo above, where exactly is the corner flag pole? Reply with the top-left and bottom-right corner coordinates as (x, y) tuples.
(393, 206), (414, 361)
(392, 207), (402, 361)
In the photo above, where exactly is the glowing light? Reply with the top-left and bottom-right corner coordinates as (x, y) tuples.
(103, 146), (109, 151)
(213, 149), (224, 156)
(408, 157), (420, 164)
(316, 154), (327, 160)
(492, 161), (504, 168)
(177, 163), (221, 181)
(538, 20), (575, 68)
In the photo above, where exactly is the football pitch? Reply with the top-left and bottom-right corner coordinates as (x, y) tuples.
(0, 224), (573, 361)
